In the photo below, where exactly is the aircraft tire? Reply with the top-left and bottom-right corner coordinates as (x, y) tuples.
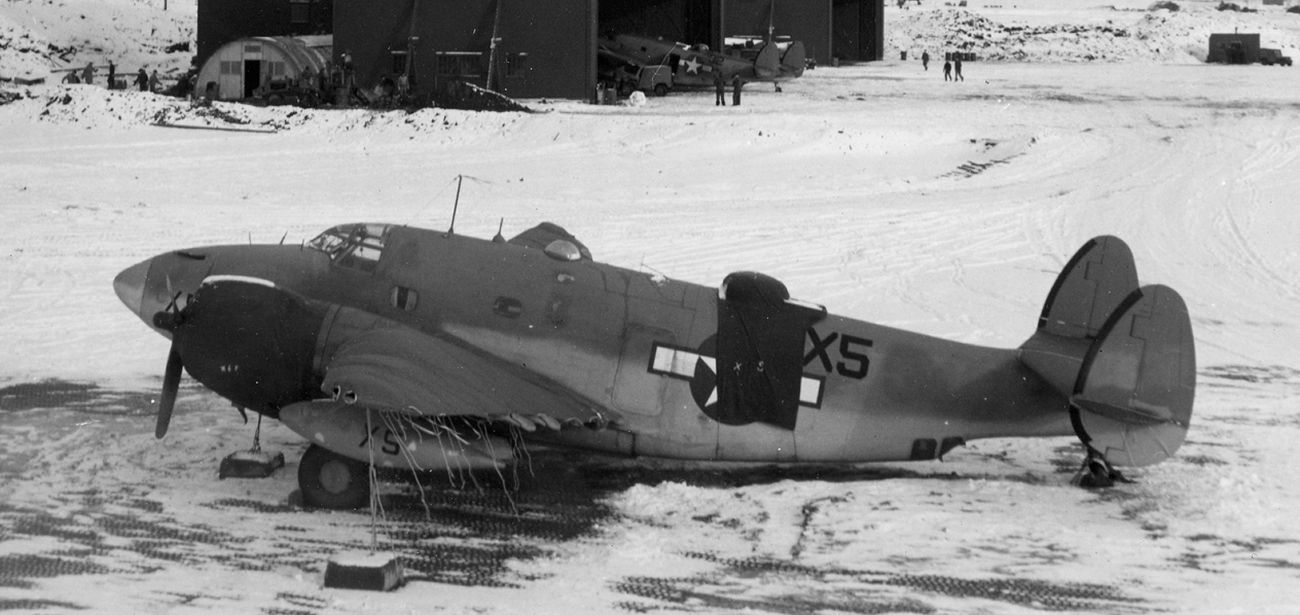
(654, 84), (668, 97)
(298, 444), (370, 509)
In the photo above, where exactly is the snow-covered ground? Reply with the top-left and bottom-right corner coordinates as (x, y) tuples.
(3, 1), (1300, 613)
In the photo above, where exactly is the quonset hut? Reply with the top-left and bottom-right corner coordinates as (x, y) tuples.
(195, 35), (332, 101)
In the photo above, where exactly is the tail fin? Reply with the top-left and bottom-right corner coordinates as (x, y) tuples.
(1020, 237), (1196, 467)
(754, 42), (781, 80)
(1039, 235), (1138, 339)
(780, 41), (807, 78)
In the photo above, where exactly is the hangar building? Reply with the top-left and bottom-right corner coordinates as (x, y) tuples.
(197, 0), (332, 68)
(197, 0), (883, 101)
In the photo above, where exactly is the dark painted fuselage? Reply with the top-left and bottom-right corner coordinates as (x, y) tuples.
(116, 224), (1074, 463)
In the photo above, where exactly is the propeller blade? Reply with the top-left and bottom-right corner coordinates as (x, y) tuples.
(157, 344), (182, 439)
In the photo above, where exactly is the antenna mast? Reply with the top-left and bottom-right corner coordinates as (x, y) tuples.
(448, 174), (463, 234)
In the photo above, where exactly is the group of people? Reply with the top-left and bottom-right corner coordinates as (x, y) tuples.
(919, 51), (965, 81)
(713, 69), (744, 106)
(62, 61), (162, 92)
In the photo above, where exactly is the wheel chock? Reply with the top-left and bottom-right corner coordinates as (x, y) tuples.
(218, 449), (285, 479)
(324, 551), (403, 591)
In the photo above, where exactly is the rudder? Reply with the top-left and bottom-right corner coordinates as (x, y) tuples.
(1071, 284), (1196, 466)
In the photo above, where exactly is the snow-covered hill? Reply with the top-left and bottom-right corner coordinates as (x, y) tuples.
(889, 3), (1300, 62)
(0, 0), (194, 82)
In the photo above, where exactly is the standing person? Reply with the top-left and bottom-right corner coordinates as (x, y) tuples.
(943, 58), (952, 81)
(107, 61), (116, 90)
(921, 50), (930, 71)
(148, 70), (161, 93)
(341, 50), (354, 91)
(136, 68), (148, 91)
(954, 56), (964, 81)
(731, 74), (742, 106)
(81, 62), (95, 85)
(714, 69), (726, 106)
(62, 70), (80, 84)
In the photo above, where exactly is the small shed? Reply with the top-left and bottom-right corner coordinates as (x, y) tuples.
(196, 35), (332, 101)
(1207, 33), (1260, 64)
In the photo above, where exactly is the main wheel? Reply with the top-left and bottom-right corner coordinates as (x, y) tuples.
(654, 83), (669, 97)
(298, 444), (370, 509)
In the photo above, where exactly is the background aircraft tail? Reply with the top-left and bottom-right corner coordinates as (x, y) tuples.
(754, 42), (781, 80)
(1019, 237), (1196, 467)
(780, 41), (806, 78)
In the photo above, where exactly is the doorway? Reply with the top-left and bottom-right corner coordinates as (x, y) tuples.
(243, 60), (261, 98)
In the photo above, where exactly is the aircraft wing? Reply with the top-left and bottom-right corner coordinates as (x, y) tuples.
(313, 312), (608, 432)
(598, 43), (650, 68)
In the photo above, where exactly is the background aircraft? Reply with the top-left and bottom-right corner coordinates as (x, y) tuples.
(114, 223), (1194, 509)
(598, 33), (806, 94)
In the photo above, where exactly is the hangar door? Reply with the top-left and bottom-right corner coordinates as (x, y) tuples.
(833, 0), (883, 62)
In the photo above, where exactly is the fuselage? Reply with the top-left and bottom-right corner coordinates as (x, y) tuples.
(114, 223), (1074, 464)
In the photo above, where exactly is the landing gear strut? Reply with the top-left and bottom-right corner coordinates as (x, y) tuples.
(1075, 447), (1132, 489)
(299, 444), (370, 509)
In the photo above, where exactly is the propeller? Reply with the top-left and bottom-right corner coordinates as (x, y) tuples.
(157, 344), (182, 438)
(152, 289), (189, 439)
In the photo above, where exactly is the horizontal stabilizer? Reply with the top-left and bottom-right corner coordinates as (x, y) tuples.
(1070, 284), (1196, 466)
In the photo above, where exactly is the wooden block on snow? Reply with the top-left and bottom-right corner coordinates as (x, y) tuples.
(218, 450), (285, 479)
(324, 551), (403, 591)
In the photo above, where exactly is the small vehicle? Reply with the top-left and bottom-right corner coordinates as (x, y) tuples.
(252, 77), (320, 106)
(1259, 48), (1292, 66)
(637, 65), (673, 96)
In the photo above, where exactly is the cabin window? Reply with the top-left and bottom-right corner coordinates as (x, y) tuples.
(493, 297), (523, 318)
(543, 239), (582, 262)
(306, 223), (391, 274)
(390, 286), (418, 312)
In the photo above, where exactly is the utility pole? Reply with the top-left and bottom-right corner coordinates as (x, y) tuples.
(485, 0), (503, 91)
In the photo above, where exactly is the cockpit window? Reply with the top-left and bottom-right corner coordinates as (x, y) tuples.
(307, 223), (391, 273)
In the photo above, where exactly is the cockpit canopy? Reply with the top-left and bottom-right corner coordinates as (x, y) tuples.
(307, 223), (392, 273)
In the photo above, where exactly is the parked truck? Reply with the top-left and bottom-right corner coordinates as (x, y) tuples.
(1259, 48), (1293, 66)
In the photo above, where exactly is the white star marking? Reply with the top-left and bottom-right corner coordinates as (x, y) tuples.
(682, 56), (702, 74)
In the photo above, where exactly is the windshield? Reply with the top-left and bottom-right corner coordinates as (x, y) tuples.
(306, 223), (391, 273)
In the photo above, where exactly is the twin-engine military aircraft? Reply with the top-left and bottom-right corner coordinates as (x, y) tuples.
(598, 33), (806, 94)
(114, 223), (1195, 508)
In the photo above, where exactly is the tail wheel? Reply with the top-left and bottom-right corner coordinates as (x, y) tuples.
(298, 444), (370, 509)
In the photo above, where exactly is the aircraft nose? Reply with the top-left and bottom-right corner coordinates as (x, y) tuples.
(113, 259), (150, 319)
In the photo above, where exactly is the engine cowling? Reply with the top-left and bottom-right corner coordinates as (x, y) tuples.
(171, 277), (326, 418)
